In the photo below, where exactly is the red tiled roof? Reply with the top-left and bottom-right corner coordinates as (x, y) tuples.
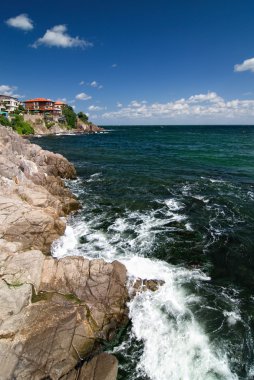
(55, 101), (65, 105)
(24, 98), (53, 103)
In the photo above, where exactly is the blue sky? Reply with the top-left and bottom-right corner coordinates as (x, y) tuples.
(1, 0), (254, 125)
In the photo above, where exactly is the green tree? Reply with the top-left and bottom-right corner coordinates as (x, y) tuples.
(11, 115), (34, 135)
(62, 105), (77, 129)
(15, 104), (26, 115)
(77, 111), (89, 123)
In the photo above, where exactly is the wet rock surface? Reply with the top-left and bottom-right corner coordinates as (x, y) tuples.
(0, 127), (127, 380)
(129, 278), (165, 298)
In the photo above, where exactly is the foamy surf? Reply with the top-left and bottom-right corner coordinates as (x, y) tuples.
(52, 211), (237, 380)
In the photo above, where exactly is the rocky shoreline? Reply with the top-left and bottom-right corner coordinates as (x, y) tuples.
(23, 115), (105, 136)
(0, 126), (128, 380)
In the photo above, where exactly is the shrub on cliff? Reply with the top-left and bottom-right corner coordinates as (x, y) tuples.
(0, 115), (10, 126)
(77, 112), (89, 123)
(62, 105), (77, 129)
(11, 115), (34, 135)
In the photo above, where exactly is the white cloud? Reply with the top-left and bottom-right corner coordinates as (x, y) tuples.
(88, 105), (105, 111)
(101, 92), (254, 123)
(6, 14), (33, 31)
(117, 102), (123, 108)
(0, 84), (20, 98)
(112, 63), (117, 68)
(90, 81), (103, 89)
(32, 25), (93, 48)
(129, 100), (145, 107)
(234, 58), (254, 73)
(79, 80), (85, 85)
(75, 92), (92, 101)
(188, 92), (223, 103)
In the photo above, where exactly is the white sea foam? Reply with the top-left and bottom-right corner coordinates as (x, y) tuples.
(193, 195), (210, 203)
(165, 198), (184, 211)
(121, 257), (236, 380)
(52, 200), (187, 261)
(52, 219), (237, 380)
(185, 222), (194, 231)
(201, 177), (226, 184)
(247, 191), (254, 200)
(51, 192), (237, 379)
(86, 172), (102, 182)
(223, 311), (241, 326)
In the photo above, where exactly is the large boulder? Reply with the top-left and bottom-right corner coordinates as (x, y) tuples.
(0, 244), (128, 380)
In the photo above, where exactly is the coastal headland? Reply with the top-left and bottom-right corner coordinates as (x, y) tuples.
(0, 126), (128, 379)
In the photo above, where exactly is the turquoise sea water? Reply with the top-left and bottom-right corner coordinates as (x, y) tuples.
(33, 125), (254, 379)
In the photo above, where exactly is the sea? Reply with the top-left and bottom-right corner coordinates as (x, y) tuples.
(32, 125), (254, 380)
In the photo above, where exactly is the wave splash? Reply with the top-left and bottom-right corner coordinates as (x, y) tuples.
(52, 195), (237, 379)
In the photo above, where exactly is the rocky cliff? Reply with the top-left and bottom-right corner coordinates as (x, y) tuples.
(0, 126), (128, 380)
(23, 115), (104, 136)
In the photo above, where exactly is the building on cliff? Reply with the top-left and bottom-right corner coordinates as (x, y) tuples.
(24, 98), (65, 115)
(0, 95), (21, 114)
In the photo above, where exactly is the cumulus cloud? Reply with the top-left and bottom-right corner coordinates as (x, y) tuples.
(112, 63), (117, 68)
(0, 84), (20, 98)
(79, 80), (103, 89)
(117, 102), (123, 108)
(32, 25), (93, 48)
(101, 92), (254, 122)
(188, 92), (223, 103)
(90, 81), (103, 89)
(6, 14), (33, 31)
(234, 58), (254, 73)
(75, 92), (92, 100)
(90, 81), (98, 88)
(88, 105), (105, 111)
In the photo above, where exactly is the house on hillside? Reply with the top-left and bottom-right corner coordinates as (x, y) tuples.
(24, 98), (65, 116)
(54, 101), (65, 115)
(0, 95), (20, 114)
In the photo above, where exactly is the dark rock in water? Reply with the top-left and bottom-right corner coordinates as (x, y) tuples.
(129, 278), (165, 297)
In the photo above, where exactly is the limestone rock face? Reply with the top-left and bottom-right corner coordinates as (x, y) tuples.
(0, 244), (128, 380)
(23, 114), (105, 136)
(79, 353), (118, 380)
(0, 127), (128, 380)
(39, 257), (129, 336)
(76, 118), (105, 134)
(0, 126), (79, 253)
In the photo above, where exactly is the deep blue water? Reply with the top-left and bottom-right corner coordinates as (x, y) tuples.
(32, 125), (254, 380)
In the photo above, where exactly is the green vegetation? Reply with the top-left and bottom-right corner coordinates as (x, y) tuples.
(11, 115), (34, 135)
(0, 115), (10, 126)
(15, 105), (26, 115)
(45, 121), (55, 129)
(31, 287), (53, 303)
(0, 115), (34, 135)
(62, 105), (77, 129)
(62, 107), (91, 129)
(77, 111), (89, 123)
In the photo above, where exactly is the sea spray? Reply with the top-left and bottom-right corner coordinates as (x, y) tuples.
(52, 219), (237, 379)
